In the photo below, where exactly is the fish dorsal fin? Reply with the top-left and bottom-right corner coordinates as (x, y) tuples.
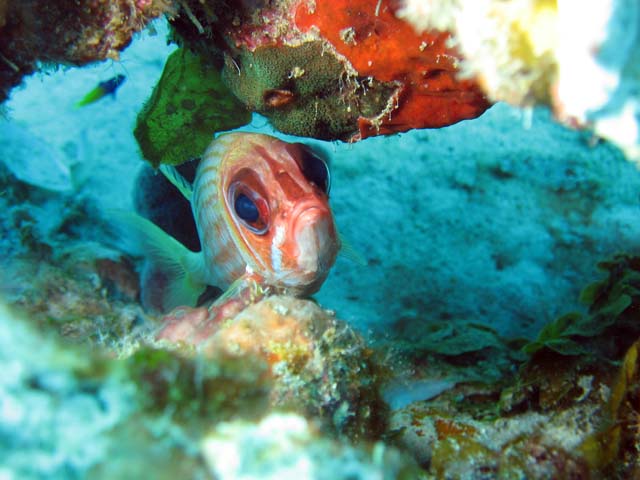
(159, 164), (193, 202)
(338, 233), (367, 266)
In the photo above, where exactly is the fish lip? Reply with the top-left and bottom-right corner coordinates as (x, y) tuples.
(292, 204), (334, 243)
(291, 204), (339, 282)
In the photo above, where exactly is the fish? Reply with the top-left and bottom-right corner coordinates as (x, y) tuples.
(75, 74), (126, 107)
(118, 132), (340, 313)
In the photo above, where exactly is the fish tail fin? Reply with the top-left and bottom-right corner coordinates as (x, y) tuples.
(108, 210), (206, 311)
(159, 164), (194, 202)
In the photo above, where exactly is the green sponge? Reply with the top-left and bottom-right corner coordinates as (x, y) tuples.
(135, 48), (251, 167)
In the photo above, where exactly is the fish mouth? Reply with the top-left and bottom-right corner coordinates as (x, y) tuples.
(291, 205), (339, 285)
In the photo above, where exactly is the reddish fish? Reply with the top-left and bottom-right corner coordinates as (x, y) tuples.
(122, 132), (340, 336)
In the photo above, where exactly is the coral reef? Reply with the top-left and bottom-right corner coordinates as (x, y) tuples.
(0, 291), (419, 479)
(4, 5), (640, 477)
(378, 252), (640, 479)
(0, 0), (173, 103)
(1, 202), (383, 440)
(221, 41), (396, 141)
(156, 295), (387, 439)
(169, 0), (490, 141)
(2, 0), (638, 156)
(398, 0), (640, 159)
(0, 177), (401, 475)
(4, 150), (635, 477)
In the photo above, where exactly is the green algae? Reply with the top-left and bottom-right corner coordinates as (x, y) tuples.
(522, 312), (592, 356)
(385, 319), (524, 386)
(399, 321), (507, 356)
(134, 47), (250, 167)
(523, 254), (640, 357)
(127, 346), (271, 426)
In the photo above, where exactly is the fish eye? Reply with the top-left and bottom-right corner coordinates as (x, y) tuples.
(296, 146), (330, 195)
(235, 193), (259, 223)
(229, 182), (269, 234)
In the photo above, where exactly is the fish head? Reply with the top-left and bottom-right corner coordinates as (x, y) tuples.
(219, 133), (340, 294)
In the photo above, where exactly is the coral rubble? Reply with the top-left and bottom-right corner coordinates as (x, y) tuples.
(379, 252), (640, 479)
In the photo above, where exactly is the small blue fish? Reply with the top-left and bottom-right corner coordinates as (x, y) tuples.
(76, 74), (126, 107)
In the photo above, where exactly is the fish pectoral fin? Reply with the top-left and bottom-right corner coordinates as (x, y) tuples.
(162, 265), (206, 312)
(338, 233), (367, 266)
(211, 272), (266, 308)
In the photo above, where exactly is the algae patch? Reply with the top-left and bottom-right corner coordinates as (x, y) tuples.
(134, 48), (250, 167)
(523, 253), (640, 358)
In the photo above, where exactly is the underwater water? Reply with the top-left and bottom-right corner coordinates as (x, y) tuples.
(2, 16), (640, 480)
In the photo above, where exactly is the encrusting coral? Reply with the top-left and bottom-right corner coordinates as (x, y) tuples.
(168, 0), (490, 142)
(0, 0), (174, 103)
(2, 0), (639, 159)
(153, 295), (388, 439)
(220, 41), (397, 141)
